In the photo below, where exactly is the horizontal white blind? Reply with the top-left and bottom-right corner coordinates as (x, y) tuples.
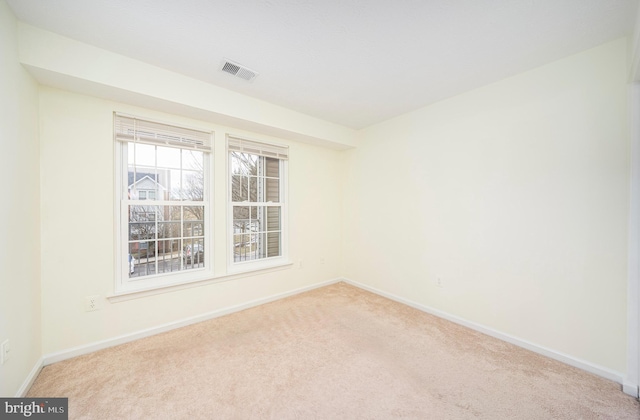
(228, 136), (288, 160)
(114, 113), (212, 152)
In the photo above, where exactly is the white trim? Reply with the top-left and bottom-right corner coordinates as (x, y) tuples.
(227, 256), (291, 275)
(623, 381), (639, 398)
(342, 278), (626, 385)
(16, 357), (44, 397)
(107, 261), (293, 302)
(626, 83), (640, 398)
(45, 278), (341, 366)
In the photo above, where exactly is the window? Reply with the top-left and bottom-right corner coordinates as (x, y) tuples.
(228, 136), (288, 270)
(115, 114), (212, 293)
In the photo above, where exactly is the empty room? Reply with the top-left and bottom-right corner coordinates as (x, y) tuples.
(2, 0), (640, 418)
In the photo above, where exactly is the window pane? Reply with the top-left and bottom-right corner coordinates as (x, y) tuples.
(233, 233), (249, 248)
(164, 239), (182, 255)
(129, 223), (154, 241)
(267, 232), (281, 257)
(233, 234), (247, 261)
(127, 143), (135, 166)
(232, 175), (246, 202)
(129, 205), (157, 221)
(156, 240), (181, 274)
(130, 241), (156, 263)
(155, 171), (170, 194)
(158, 221), (181, 239)
(134, 143), (155, 167)
(182, 238), (205, 269)
(249, 177), (258, 202)
(232, 152), (258, 175)
(181, 170), (203, 201)
(250, 218), (261, 234)
(131, 240), (157, 277)
(183, 150), (204, 171)
(129, 172), (162, 200)
(265, 157), (279, 177)
(266, 178), (279, 202)
(234, 233), (262, 262)
(233, 206), (250, 231)
(127, 243), (137, 277)
(184, 220), (204, 237)
(129, 205), (157, 240)
(183, 206), (204, 237)
(157, 146), (181, 169)
(184, 205), (204, 221)
(167, 169), (181, 199)
(127, 165), (136, 196)
(168, 206), (182, 221)
(266, 207), (280, 231)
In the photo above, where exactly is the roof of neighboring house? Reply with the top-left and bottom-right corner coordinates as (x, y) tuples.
(128, 172), (157, 186)
(128, 174), (167, 190)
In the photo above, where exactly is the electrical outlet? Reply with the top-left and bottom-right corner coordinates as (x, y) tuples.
(1, 339), (10, 364)
(85, 295), (101, 312)
(298, 259), (303, 269)
(436, 278), (444, 288)
(320, 258), (325, 265)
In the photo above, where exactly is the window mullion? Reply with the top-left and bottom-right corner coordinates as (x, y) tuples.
(154, 146), (159, 277)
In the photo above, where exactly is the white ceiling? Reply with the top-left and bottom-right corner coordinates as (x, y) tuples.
(6, 0), (639, 129)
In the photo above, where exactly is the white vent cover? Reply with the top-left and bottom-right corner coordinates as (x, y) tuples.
(220, 59), (259, 81)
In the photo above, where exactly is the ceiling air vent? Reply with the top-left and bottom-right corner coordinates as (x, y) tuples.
(220, 59), (258, 82)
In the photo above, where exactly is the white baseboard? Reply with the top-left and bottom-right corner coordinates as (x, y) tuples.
(16, 357), (44, 397)
(32, 276), (631, 395)
(623, 380), (639, 398)
(42, 278), (342, 366)
(342, 278), (626, 386)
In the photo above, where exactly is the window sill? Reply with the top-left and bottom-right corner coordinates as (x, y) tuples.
(107, 261), (293, 303)
(227, 256), (291, 275)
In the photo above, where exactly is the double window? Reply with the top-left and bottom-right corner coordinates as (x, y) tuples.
(114, 114), (288, 294)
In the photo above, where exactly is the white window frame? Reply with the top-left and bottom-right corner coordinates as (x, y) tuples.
(227, 135), (289, 273)
(114, 113), (214, 294)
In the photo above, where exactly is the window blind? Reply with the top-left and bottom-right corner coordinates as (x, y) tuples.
(114, 113), (212, 152)
(228, 136), (289, 160)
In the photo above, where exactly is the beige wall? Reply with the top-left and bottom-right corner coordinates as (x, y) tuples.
(343, 39), (630, 373)
(0, 0), (41, 396)
(38, 87), (344, 354)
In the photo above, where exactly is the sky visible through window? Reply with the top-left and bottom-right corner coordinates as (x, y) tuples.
(128, 143), (204, 201)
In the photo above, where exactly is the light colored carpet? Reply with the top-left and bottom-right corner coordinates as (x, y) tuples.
(28, 282), (639, 419)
